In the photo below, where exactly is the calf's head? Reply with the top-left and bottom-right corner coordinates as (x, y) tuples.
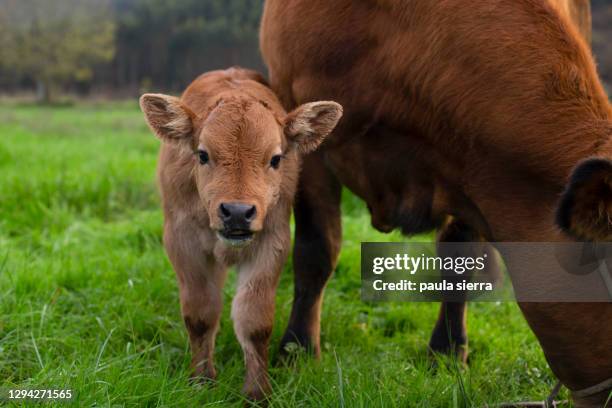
(140, 93), (342, 245)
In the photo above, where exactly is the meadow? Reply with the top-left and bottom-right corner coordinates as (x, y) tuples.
(0, 102), (566, 407)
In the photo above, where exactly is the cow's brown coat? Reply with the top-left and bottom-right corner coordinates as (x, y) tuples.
(260, 0), (611, 405)
(140, 68), (341, 400)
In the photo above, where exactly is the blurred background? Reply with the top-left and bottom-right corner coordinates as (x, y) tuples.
(0, 0), (610, 103)
(0, 2), (609, 405)
(0, 0), (264, 102)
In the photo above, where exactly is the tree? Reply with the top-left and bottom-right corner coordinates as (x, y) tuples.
(110, 0), (265, 92)
(0, 0), (115, 102)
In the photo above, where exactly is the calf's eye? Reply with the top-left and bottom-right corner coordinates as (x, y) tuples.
(270, 154), (282, 169)
(198, 150), (209, 165)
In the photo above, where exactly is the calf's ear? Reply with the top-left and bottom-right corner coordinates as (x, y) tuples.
(284, 101), (343, 153)
(139, 93), (194, 147)
(556, 158), (612, 241)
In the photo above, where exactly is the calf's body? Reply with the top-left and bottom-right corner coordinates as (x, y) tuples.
(140, 68), (341, 400)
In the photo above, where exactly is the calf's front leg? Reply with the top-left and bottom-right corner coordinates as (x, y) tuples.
(233, 253), (283, 401)
(165, 227), (227, 381)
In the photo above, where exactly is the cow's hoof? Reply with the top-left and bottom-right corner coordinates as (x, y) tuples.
(279, 340), (305, 356)
(278, 329), (315, 352)
(427, 343), (469, 366)
(276, 339), (318, 366)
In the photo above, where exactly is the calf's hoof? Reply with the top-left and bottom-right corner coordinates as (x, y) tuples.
(243, 378), (271, 404)
(189, 363), (217, 385)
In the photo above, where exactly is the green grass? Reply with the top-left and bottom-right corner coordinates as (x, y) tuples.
(0, 102), (566, 407)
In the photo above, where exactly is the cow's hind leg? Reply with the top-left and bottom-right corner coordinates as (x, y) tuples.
(428, 217), (499, 363)
(279, 150), (342, 358)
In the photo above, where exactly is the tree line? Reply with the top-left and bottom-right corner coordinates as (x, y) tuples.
(0, 0), (609, 102)
(0, 0), (264, 101)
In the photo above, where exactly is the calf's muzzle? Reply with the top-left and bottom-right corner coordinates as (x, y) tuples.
(218, 202), (257, 242)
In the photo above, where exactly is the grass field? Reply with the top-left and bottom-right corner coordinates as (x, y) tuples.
(0, 102), (566, 407)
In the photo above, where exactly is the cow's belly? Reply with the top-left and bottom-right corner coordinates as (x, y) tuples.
(321, 123), (446, 235)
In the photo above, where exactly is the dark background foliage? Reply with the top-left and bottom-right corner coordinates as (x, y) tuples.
(0, 0), (610, 100)
(591, 0), (612, 87)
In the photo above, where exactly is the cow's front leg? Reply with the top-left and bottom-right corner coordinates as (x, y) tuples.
(165, 227), (227, 381)
(428, 217), (501, 363)
(233, 253), (283, 401)
(428, 218), (473, 363)
(280, 150), (342, 357)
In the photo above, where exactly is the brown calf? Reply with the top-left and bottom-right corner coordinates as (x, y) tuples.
(139, 67), (342, 400)
(261, 0), (611, 406)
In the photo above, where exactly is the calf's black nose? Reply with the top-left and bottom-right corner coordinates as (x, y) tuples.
(219, 202), (257, 228)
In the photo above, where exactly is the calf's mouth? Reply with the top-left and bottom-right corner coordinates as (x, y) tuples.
(217, 229), (255, 246)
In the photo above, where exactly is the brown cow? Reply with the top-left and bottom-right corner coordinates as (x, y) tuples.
(260, 0), (594, 363)
(139, 67), (342, 400)
(261, 0), (611, 406)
